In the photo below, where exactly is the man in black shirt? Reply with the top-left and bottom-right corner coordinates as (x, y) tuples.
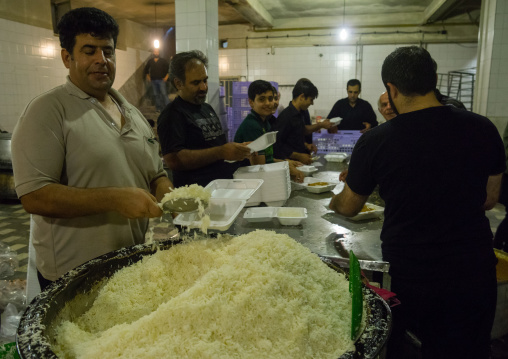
(271, 79), (331, 164)
(157, 50), (251, 187)
(329, 46), (504, 359)
(327, 79), (378, 133)
(144, 48), (170, 112)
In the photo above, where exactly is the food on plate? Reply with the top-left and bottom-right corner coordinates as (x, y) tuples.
(360, 204), (374, 212)
(52, 231), (363, 359)
(308, 182), (329, 187)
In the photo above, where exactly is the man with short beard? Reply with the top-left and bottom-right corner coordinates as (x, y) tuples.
(157, 50), (251, 187)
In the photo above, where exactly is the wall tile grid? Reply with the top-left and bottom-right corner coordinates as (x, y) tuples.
(0, 18), (148, 133)
(219, 43), (478, 124)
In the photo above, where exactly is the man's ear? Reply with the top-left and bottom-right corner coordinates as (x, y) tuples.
(174, 78), (183, 91)
(61, 49), (71, 69)
(248, 98), (255, 108)
(386, 83), (398, 99)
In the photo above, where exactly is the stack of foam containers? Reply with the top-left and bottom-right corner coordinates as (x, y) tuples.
(228, 81), (278, 142)
(233, 161), (291, 207)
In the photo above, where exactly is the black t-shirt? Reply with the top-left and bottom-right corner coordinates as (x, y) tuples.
(346, 106), (505, 280)
(143, 57), (169, 80)
(272, 102), (309, 159)
(327, 98), (378, 131)
(157, 96), (237, 187)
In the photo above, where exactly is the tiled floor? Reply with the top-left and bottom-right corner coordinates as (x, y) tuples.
(0, 198), (507, 357)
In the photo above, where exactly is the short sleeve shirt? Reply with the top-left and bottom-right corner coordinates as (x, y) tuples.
(346, 106), (505, 280)
(157, 96), (237, 187)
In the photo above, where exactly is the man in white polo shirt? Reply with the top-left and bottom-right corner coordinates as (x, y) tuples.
(11, 7), (173, 290)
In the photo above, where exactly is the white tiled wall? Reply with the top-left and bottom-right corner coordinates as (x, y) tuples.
(0, 18), (150, 133)
(219, 43), (478, 123)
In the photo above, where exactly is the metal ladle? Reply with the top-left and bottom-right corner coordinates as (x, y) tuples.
(160, 198), (208, 213)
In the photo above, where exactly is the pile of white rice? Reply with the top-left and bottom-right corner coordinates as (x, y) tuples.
(52, 230), (359, 359)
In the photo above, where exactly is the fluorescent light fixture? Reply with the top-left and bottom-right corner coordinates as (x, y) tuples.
(153, 39), (160, 49)
(339, 28), (348, 40)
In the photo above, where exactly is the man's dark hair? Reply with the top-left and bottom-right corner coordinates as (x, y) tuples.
(292, 79), (318, 100)
(382, 46), (437, 96)
(169, 50), (208, 88)
(248, 80), (274, 101)
(57, 7), (119, 54)
(347, 79), (361, 91)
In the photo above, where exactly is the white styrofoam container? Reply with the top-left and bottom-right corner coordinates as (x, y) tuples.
(243, 207), (307, 226)
(174, 198), (246, 231)
(349, 203), (384, 221)
(277, 207), (307, 225)
(298, 165), (318, 176)
(234, 161), (291, 206)
(205, 179), (263, 200)
(324, 152), (348, 162)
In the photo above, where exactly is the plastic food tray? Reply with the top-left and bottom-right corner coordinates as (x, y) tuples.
(298, 165), (318, 176)
(174, 198), (246, 231)
(324, 152), (348, 163)
(349, 203), (384, 221)
(205, 179), (263, 200)
(243, 207), (307, 226)
(247, 131), (278, 153)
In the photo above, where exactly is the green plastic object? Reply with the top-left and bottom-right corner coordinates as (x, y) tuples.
(0, 342), (20, 359)
(349, 250), (363, 340)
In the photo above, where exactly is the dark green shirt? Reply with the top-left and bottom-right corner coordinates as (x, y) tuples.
(234, 110), (274, 163)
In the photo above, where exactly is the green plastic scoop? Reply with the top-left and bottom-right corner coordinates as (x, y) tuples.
(161, 198), (208, 213)
(349, 250), (363, 340)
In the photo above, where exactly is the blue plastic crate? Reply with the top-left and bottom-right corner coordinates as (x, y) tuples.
(231, 108), (251, 122)
(232, 81), (251, 95)
(313, 131), (362, 154)
(232, 96), (250, 108)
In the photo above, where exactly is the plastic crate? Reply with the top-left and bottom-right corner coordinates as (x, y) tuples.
(232, 81), (251, 95)
(232, 96), (250, 108)
(313, 131), (362, 154)
(232, 108), (251, 122)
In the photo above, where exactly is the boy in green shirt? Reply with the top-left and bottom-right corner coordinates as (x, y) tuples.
(234, 80), (305, 182)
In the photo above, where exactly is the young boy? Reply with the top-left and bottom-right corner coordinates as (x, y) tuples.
(234, 80), (305, 182)
(234, 80), (276, 165)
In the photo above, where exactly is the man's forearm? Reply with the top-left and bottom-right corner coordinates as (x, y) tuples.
(20, 184), (133, 218)
(166, 147), (224, 171)
(151, 175), (173, 202)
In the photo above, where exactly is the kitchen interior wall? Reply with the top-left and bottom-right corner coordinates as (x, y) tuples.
(0, 18), (151, 133)
(219, 43), (478, 124)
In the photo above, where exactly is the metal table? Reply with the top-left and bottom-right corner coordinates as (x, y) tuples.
(222, 156), (391, 288)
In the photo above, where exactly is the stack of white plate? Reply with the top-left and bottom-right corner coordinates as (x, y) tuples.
(233, 161), (291, 206)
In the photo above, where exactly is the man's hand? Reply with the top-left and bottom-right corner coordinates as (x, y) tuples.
(220, 142), (252, 161)
(113, 188), (163, 219)
(289, 165), (305, 183)
(339, 169), (348, 182)
(292, 152), (313, 165)
(305, 143), (318, 154)
(320, 119), (333, 130)
(360, 122), (372, 133)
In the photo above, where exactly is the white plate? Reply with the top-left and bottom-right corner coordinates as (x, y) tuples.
(349, 203), (384, 221)
(174, 198), (246, 231)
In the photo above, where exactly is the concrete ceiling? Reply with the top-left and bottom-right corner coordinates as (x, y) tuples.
(68, 0), (482, 31)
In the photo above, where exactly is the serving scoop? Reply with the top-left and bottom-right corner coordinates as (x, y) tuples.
(161, 198), (208, 213)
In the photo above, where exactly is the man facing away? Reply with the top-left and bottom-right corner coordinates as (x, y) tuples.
(329, 46), (504, 359)
(144, 48), (170, 112)
(157, 50), (251, 188)
(327, 79), (378, 133)
(11, 7), (173, 290)
(271, 79), (331, 165)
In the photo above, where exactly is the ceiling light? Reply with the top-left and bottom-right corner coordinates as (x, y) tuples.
(339, 28), (348, 40)
(153, 39), (160, 49)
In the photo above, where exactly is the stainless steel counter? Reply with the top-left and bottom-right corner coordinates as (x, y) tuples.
(222, 156), (391, 287)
